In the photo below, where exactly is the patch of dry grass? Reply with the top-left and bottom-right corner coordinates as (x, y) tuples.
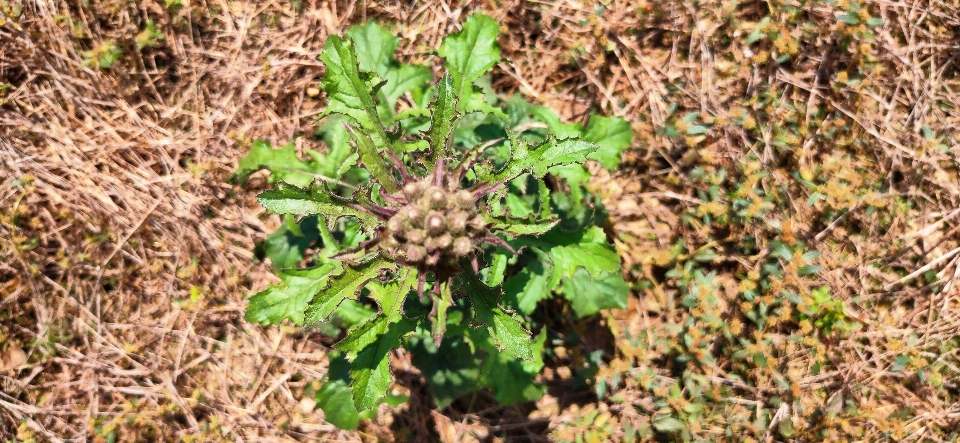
(1, 0), (959, 441)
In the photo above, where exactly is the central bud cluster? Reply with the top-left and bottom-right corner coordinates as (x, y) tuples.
(382, 180), (485, 268)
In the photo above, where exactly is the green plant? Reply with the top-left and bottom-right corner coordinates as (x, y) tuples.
(81, 39), (123, 69)
(234, 14), (632, 428)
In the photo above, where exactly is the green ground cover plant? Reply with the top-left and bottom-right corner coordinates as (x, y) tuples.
(234, 13), (632, 429)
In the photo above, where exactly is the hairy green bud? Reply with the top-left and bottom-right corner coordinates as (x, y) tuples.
(435, 233), (452, 250)
(425, 212), (445, 235)
(426, 186), (446, 210)
(452, 237), (472, 257)
(406, 229), (426, 244)
(387, 214), (405, 233)
(448, 211), (469, 235)
(405, 244), (426, 262)
(455, 190), (474, 210)
(403, 182), (425, 200)
(468, 215), (486, 231)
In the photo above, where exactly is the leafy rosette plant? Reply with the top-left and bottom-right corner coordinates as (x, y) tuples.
(235, 14), (633, 427)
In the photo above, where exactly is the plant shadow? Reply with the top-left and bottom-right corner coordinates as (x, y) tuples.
(386, 309), (618, 442)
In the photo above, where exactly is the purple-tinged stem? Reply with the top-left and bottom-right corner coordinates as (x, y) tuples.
(417, 270), (427, 302)
(481, 235), (517, 254)
(432, 158), (446, 187)
(470, 181), (502, 198)
(384, 150), (415, 183)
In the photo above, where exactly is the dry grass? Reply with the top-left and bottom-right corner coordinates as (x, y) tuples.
(1, 0), (959, 441)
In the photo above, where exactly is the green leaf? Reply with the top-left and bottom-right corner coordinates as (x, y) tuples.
(245, 261), (340, 325)
(485, 249), (510, 287)
(350, 319), (414, 410)
(314, 379), (361, 429)
(486, 213), (558, 237)
(431, 283), (455, 345)
(409, 327), (482, 409)
(319, 35), (394, 156)
(837, 13), (860, 25)
(503, 226), (623, 317)
(256, 215), (320, 268)
(477, 137), (599, 187)
(652, 416), (686, 432)
(346, 269), (418, 410)
(304, 257), (394, 325)
(476, 329), (546, 405)
(513, 226), (621, 288)
(234, 140), (323, 187)
(344, 123), (400, 193)
(426, 74), (460, 167)
(381, 64), (432, 115)
(314, 352), (383, 430)
(502, 255), (553, 314)
(583, 114), (632, 170)
(345, 22), (396, 76)
(462, 269), (533, 360)
(345, 22), (431, 120)
(438, 14), (501, 114)
(562, 268), (629, 318)
(256, 182), (381, 231)
(317, 115), (358, 178)
(532, 107), (583, 139)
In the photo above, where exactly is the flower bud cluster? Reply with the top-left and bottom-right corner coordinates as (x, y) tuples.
(382, 180), (486, 268)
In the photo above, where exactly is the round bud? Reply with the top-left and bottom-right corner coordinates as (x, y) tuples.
(406, 229), (426, 244)
(425, 252), (440, 266)
(425, 212), (445, 236)
(447, 211), (469, 235)
(435, 233), (452, 250)
(387, 215), (404, 234)
(455, 190), (474, 210)
(426, 186), (447, 210)
(453, 237), (472, 257)
(468, 215), (487, 231)
(405, 245), (426, 262)
(403, 182), (425, 200)
(382, 236), (400, 252)
(405, 206), (422, 226)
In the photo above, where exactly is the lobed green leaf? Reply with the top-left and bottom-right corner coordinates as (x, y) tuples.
(304, 256), (394, 325)
(437, 14), (501, 114)
(426, 74), (460, 168)
(319, 34), (395, 162)
(245, 261), (340, 326)
(461, 267), (533, 360)
(256, 182), (381, 231)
